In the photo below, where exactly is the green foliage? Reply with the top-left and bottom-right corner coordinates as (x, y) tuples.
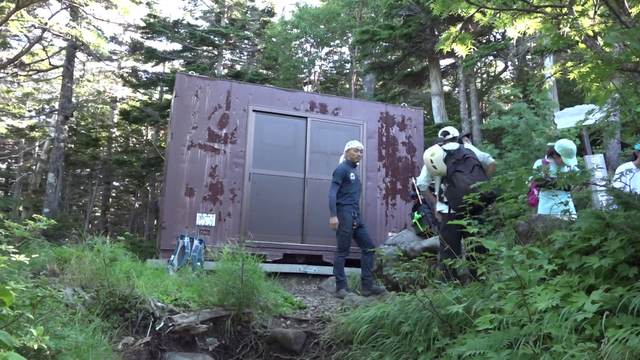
(331, 171), (640, 359)
(118, 232), (156, 260)
(0, 215), (51, 358)
(480, 89), (580, 171)
(0, 214), (298, 359)
(209, 241), (292, 316)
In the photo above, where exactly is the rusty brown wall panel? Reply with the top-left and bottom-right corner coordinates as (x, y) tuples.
(159, 73), (424, 260)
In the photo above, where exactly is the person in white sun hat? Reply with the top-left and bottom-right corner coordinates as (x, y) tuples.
(532, 138), (580, 219)
(328, 140), (386, 299)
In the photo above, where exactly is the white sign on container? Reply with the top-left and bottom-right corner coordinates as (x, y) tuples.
(196, 213), (216, 227)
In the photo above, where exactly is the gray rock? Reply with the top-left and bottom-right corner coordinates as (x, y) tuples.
(266, 328), (307, 354)
(318, 276), (336, 293)
(398, 236), (440, 259)
(342, 293), (370, 308)
(163, 353), (214, 360)
(372, 230), (441, 291)
(384, 228), (424, 247)
(372, 245), (401, 277)
(515, 215), (569, 245)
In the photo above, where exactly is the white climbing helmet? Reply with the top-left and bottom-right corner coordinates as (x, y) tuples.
(423, 144), (447, 177)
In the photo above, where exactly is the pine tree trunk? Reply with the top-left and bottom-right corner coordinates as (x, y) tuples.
(129, 188), (139, 233)
(12, 140), (25, 218)
(514, 37), (529, 94)
(217, 0), (227, 77)
(62, 175), (70, 213)
(605, 44), (623, 171)
(543, 46), (560, 113)
(458, 58), (470, 134)
(144, 104), (162, 241)
(349, 1), (363, 99)
(42, 7), (78, 218)
(350, 52), (358, 99)
(22, 135), (51, 220)
(100, 96), (118, 236)
(84, 168), (100, 232)
(469, 66), (482, 144)
(427, 54), (449, 124)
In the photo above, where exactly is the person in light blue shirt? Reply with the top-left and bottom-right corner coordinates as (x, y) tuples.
(533, 139), (580, 219)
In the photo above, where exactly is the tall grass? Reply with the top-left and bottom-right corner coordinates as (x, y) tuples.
(210, 242), (292, 316)
(7, 231), (297, 359)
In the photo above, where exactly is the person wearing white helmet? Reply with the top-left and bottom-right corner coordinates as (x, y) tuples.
(416, 126), (498, 283)
(416, 126), (497, 211)
(328, 140), (387, 298)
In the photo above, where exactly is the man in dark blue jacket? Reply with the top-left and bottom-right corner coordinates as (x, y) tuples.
(329, 140), (386, 298)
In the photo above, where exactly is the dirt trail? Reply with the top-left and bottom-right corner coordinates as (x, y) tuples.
(125, 274), (351, 360)
(277, 274), (344, 319)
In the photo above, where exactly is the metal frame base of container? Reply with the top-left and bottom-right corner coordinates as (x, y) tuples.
(145, 259), (362, 276)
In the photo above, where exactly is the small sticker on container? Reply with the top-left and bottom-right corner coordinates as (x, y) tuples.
(196, 213), (216, 227)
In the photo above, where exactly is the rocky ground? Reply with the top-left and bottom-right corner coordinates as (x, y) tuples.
(277, 274), (345, 318)
(123, 273), (391, 360)
(135, 215), (565, 359)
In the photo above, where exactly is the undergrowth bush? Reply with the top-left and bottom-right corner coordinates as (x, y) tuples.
(1, 215), (117, 360)
(210, 241), (291, 316)
(1, 216), (297, 359)
(331, 181), (640, 359)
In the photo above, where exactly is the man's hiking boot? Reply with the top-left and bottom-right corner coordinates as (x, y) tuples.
(361, 285), (387, 297)
(335, 288), (351, 299)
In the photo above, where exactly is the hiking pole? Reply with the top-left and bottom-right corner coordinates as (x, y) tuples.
(411, 177), (423, 204)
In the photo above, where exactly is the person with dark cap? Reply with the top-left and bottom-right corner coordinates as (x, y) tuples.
(329, 140), (387, 298)
(459, 131), (473, 145)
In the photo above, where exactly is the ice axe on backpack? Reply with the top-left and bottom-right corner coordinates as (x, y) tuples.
(411, 177), (422, 204)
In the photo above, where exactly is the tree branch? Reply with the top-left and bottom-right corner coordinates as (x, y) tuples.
(0, 28), (48, 70)
(19, 47), (64, 68)
(602, 0), (636, 29)
(582, 33), (640, 84)
(464, 0), (562, 18)
(0, 0), (47, 29)
(479, 63), (510, 101)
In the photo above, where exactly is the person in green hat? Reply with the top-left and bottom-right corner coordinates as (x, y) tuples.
(532, 139), (580, 219)
(613, 142), (640, 194)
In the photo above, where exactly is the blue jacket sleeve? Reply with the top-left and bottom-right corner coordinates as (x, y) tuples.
(329, 166), (344, 217)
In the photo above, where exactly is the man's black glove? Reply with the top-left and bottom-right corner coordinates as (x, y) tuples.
(410, 189), (418, 200)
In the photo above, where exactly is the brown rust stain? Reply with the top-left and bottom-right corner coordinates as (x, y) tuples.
(207, 126), (238, 145)
(308, 100), (317, 113)
(397, 115), (408, 132)
(203, 165), (224, 206)
(185, 185), (196, 199)
(378, 111), (416, 226)
(229, 187), (238, 203)
(305, 101), (339, 116)
(187, 141), (225, 154)
(210, 90), (235, 139)
(218, 113), (230, 130)
(192, 89), (237, 151)
(207, 104), (223, 121)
